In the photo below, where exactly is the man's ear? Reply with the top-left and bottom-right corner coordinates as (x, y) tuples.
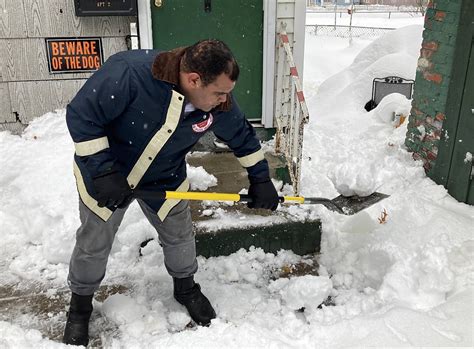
(187, 73), (201, 88)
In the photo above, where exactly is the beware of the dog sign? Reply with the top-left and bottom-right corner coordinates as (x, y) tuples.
(45, 38), (104, 74)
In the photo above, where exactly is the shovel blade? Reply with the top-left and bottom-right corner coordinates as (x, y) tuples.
(304, 192), (389, 215)
(331, 192), (389, 215)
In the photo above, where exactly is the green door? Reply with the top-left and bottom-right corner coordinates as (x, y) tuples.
(446, 37), (474, 204)
(150, 0), (263, 121)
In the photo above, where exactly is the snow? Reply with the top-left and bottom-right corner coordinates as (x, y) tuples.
(372, 93), (412, 125)
(1, 13), (473, 349)
(186, 164), (217, 191)
(306, 11), (425, 28)
(464, 152), (472, 164)
(268, 275), (332, 311)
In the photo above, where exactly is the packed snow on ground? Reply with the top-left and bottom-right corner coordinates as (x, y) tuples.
(1, 20), (473, 349)
(306, 10), (425, 28)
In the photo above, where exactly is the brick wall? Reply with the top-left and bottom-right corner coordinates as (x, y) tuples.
(405, 0), (462, 173)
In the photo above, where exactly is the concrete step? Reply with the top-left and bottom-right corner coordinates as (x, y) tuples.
(186, 150), (321, 257)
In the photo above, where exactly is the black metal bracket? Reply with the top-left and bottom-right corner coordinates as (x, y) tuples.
(204, 0), (211, 13)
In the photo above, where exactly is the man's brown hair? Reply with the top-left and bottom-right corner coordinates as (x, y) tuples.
(180, 39), (239, 86)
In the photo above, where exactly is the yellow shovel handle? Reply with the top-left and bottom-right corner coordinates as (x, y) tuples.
(165, 191), (305, 204)
(133, 189), (305, 204)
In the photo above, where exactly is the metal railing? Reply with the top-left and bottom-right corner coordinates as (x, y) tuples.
(306, 24), (395, 38)
(274, 28), (309, 196)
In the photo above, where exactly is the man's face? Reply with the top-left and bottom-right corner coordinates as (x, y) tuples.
(184, 73), (236, 112)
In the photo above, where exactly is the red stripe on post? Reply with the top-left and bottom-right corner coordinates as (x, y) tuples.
(296, 91), (305, 102)
(290, 67), (298, 77)
(281, 35), (289, 44)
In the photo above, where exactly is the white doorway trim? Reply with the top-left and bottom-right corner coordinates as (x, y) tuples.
(262, 0), (277, 128)
(137, 0), (153, 49)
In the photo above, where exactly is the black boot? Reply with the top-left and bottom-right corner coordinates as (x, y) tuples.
(173, 276), (216, 326)
(63, 293), (93, 347)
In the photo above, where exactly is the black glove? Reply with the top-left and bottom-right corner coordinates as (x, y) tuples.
(92, 170), (133, 208)
(247, 177), (280, 211)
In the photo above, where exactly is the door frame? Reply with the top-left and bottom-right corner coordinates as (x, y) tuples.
(137, 0), (278, 127)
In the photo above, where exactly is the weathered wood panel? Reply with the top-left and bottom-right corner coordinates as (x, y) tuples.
(0, 37), (127, 82)
(0, 0), (28, 39)
(49, 79), (87, 111)
(9, 79), (86, 123)
(277, 2), (295, 19)
(0, 122), (26, 134)
(101, 37), (129, 60)
(24, 0), (132, 38)
(0, 82), (14, 122)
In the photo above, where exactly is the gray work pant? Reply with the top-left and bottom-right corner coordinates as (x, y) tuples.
(68, 199), (197, 296)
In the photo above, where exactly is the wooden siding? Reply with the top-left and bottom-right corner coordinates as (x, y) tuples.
(22, 0), (132, 38)
(0, 0), (133, 129)
(0, 82), (14, 122)
(9, 79), (86, 123)
(0, 0), (28, 38)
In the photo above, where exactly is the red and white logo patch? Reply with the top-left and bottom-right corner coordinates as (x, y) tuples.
(192, 113), (213, 133)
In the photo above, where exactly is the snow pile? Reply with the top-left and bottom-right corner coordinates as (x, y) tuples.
(372, 92), (412, 125)
(314, 25), (423, 117)
(269, 275), (332, 311)
(186, 164), (217, 191)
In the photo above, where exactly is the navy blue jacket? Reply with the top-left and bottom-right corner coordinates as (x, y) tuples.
(66, 48), (269, 221)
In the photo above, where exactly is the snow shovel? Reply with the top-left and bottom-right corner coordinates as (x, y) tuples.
(133, 190), (389, 215)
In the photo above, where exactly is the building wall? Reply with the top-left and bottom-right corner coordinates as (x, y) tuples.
(404, 0), (462, 173)
(0, 0), (134, 133)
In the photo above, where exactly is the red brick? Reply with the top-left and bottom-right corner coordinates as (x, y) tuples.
(427, 0), (434, 8)
(422, 41), (439, 51)
(435, 112), (445, 121)
(434, 11), (446, 21)
(423, 72), (443, 84)
(427, 151), (437, 161)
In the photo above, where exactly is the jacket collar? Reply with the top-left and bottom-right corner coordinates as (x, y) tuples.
(151, 47), (232, 112)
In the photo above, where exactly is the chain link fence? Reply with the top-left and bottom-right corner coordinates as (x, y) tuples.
(306, 24), (395, 39)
